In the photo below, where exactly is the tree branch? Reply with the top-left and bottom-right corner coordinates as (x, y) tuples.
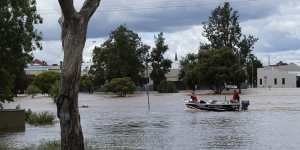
(58, 0), (76, 20)
(79, 0), (101, 20)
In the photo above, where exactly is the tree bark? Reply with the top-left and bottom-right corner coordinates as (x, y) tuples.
(57, 0), (101, 150)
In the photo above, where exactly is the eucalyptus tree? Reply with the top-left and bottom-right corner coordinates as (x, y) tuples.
(202, 2), (259, 90)
(57, 0), (101, 149)
(150, 32), (172, 90)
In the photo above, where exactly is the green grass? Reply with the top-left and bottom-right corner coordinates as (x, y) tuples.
(0, 141), (10, 150)
(25, 109), (55, 126)
(0, 140), (97, 150)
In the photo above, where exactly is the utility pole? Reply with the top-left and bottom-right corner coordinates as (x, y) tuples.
(252, 59), (254, 88)
(146, 62), (150, 111)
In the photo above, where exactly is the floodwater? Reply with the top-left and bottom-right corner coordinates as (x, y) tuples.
(1, 88), (300, 150)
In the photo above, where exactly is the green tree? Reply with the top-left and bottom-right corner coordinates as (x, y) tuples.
(0, 0), (42, 103)
(49, 80), (59, 103)
(238, 35), (258, 65)
(246, 54), (263, 87)
(198, 48), (239, 94)
(80, 75), (93, 93)
(157, 80), (177, 93)
(0, 69), (14, 103)
(104, 77), (136, 97)
(179, 53), (200, 90)
(33, 72), (60, 94)
(90, 25), (150, 86)
(150, 32), (172, 90)
(203, 2), (241, 50)
(26, 84), (41, 98)
(202, 2), (259, 90)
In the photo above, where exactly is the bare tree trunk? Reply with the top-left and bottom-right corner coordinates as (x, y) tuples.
(57, 20), (86, 150)
(57, 1), (101, 150)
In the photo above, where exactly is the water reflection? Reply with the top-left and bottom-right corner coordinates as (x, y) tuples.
(2, 89), (300, 149)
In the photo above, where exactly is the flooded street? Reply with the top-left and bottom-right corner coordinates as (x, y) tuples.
(1, 88), (300, 149)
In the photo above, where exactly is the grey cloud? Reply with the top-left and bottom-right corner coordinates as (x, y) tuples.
(38, 0), (286, 40)
(35, 0), (300, 65)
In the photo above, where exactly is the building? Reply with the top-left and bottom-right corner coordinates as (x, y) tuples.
(24, 59), (60, 76)
(165, 69), (180, 82)
(257, 63), (300, 88)
(25, 65), (61, 75)
(25, 59), (91, 76)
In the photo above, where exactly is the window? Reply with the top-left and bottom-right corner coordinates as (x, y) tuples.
(260, 78), (262, 85)
(274, 78), (277, 85)
(282, 78), (285, 85)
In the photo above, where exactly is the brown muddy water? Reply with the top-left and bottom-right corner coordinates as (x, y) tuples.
(1, 88), (300, 150)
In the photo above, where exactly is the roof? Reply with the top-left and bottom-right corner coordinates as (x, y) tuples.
(274, 63), (300, 71)
(32, 59), (45, 66)
(259, 63), (300, 74)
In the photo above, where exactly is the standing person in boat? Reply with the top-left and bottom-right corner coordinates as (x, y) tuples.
(231, 90), (240, 103)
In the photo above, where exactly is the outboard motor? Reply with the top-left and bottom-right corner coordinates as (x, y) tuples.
(241, 100), (250, 111)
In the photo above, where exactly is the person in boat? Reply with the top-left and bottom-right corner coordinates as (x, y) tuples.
(190, 92), (207, 103)
(190, 92), (198, 103)
(231, 90), (240, 103)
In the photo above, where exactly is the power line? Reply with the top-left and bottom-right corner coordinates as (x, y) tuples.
(37, 0), (260, 15)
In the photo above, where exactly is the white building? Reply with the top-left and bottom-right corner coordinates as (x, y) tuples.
(25, 65), (60, 75)
(257, 63), (300, 88)
(165, 69), (180, 82)
(24, 59), (60, 76)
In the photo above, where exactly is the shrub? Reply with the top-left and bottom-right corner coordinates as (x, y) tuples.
(49, 81), (59, 102)
(26, 84), (41, 98)
(104, 77), (136, 97)
(80, 75), (93, 93)
(33, 71), (60, 94)
(25, 109), (55, 126)
(157, 80), (178, 93)
(0, 68), (14, 103)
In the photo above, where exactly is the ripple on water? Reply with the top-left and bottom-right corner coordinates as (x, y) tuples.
(1, 90), (300, 149)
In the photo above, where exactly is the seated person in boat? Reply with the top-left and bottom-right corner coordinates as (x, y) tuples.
(190, 92), (206, 103)
(230, 90), (240, 103)
(190, 92), (198, 103)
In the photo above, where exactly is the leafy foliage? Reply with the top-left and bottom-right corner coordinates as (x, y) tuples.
(201, 2), (261, 89)
(90, 25), (150, 86)
(157, 80), (177, 93)
(33, 71), (60, 94)
(26, 84), (41, 98)
(179, 53), (200, 90)
(80, 75), (93, 92)
(104, 77), (136, 97)
(25, 109), (55, 126)
(150, 32), (172, 90)
(180, 48), (242, 94)
(49, 81), (59, 102)
(246, 54), (263, 87)
(203, 2), (241, 50)
(0, 0), (42, 103)
(198, 48), (241, 94)
(0, 68), (14, 103)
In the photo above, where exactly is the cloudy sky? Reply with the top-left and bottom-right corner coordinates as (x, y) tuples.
(34, 0), (300, 67)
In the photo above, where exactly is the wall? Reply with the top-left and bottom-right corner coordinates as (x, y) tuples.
(0, 110), (25, 132)
(257, 67), (297, 88)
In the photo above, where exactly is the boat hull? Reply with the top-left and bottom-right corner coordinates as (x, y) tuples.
(185, 102), (241, 111)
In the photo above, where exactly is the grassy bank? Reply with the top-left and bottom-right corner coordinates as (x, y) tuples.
(0, 140), (97, 150)
(25, 109), (55, 126)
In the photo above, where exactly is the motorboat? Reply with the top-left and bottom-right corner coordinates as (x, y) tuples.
(185, 100), (249, 111)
